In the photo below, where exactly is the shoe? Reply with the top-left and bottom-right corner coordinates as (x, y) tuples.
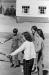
(14, 64), (20, 68)
(10, 64), (14, 68)
(14, 65), (20, 68)
(14, 60), (20, 68)
(32, 67), (38, 73)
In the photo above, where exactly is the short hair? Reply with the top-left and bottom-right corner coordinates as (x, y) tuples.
(31, 26), (37, 31)
(37, 29), (45, 40)
(13, 28), (18, 33)
(22, 32), (32, 42)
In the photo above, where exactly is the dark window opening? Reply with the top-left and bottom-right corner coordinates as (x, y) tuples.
(22, 6), (30, 13)
(38, 6), (46, 14)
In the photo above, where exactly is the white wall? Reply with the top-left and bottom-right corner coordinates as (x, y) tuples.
(16, 0), (49, 17)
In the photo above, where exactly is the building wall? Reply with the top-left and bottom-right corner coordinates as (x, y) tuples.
(16, 0), (49, 23)
(16, 0), (49, 17)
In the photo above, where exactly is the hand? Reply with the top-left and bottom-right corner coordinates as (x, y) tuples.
(7, 54), (13, 64)
(1, 41), (6, 44)
(2, 41), (6, 44)
(0, 41), (4, 44)
(7, 54), (12, 58)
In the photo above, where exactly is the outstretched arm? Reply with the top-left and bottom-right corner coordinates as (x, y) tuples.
(3, 34), (13, 43)
(10, 42), (25, 56)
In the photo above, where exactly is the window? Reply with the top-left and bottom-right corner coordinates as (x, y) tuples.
(38, 6), (46, 14)
(22, 6), (30, 13)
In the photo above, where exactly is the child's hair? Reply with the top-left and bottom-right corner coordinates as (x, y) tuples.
(31, 26), (38, 31)
(22, 31), (32, 42)
(37, 29), (45, 40)
(13, 28), (18, 34)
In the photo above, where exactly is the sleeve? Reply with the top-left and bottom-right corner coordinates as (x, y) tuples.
(10, 42), (26, 56)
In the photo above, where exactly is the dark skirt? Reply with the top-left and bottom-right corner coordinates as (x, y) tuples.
(23, 58), (34, 75)
(37, 49), (42, 63)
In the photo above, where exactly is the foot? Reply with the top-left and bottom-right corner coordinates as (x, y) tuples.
(14, 65), (20, 68)
(14, 60), (20, 68)
(14, 64), (20, 68)
(10, 64), (14, 68)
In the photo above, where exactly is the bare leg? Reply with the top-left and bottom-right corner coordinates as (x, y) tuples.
(13, 55), (20, 68)
(9, 56), (14, 67)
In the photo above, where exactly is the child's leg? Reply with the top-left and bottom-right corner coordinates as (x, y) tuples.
(20, 65), (23, 72)
(9, 56), (14, 67)
(14, 55), (20, 67)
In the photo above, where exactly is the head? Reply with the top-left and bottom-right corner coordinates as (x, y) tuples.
(13, 28), (18, 35)
(31, 26), (38, 35)
(22, 31), (32, 42)
(18, 34), (25, 46)
(37, 29), (45, 40)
